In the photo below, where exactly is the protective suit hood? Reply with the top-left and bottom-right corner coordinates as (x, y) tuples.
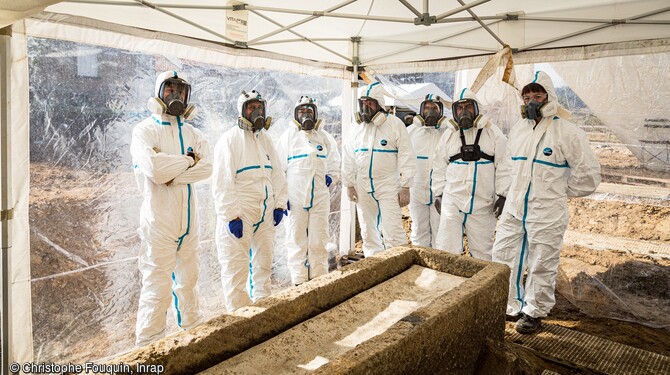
(355, 82), (388, 126)
(524, 71), (571, 119)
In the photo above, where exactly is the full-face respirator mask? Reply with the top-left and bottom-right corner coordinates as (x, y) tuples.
(238, 90), (272, 132)
(415, 95), (447, 128)
(451, 98), (479, 130)
(355, 96), (386, 126)
(293, 96), (322, 131)
(148, 75), (197, 120)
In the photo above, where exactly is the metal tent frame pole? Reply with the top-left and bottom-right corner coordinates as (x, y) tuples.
(340, 36), (361, 258)
(132, 0), (235, 43)
(248, 0), (357, 44)
(519, 6), (670, 52)
(456, 0), (505, 47)
(250, 9), (350, 63)
(362, 20), (501, 65)
(1, 24), (12, 375)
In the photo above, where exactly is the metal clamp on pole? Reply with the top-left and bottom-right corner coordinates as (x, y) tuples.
(0, 209), (13, 221)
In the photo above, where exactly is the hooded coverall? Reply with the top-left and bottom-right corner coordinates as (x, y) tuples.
(277, 124), (341, 284)
(492, 71), (601, 319)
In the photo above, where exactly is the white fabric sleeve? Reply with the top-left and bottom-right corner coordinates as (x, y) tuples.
(266, 134), (289, 210)
(342, 131), (357, 188)
(431, 130), (451, 197)
(130, 125), (191, 185)
(396, 120), (416, 188)
(565, 126), (601, 197)
(491, 124), (510, 197)
(211, 135), (241, 221)
(172, 127), (213, 185)
(276, 129), (290, 174)
(323, 130), (341, 184)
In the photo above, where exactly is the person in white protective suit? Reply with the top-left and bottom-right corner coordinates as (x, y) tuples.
(406, 94), (447, 247)
(131, 70), (212, 346)
(342, 82), (416, 257)
(432, 88), (508, 260)
(276, 96), (341, 285)
(212, 90), (288, 312)
(492, 71), (601, 334)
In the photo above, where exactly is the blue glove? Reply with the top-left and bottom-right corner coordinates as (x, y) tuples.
(325, 174), (333, 187)
(273, 208), (286, 226)
(228, 219), (243, 239)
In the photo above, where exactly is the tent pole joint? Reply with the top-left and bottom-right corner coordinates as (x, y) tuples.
(234, 41), (248, 48)
(414, 14), (436, 26)
(612, 19), (627, 25)
(233, 4), (246, 11)
(504, 13), (519, 21)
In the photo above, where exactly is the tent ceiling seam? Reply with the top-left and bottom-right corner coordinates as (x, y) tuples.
(519, 6), (670, 52)
(356, 0), (375, 37)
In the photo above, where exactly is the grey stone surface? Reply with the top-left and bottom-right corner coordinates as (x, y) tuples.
(109, 246), (509, 374)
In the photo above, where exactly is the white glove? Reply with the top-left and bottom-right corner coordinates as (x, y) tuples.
(347, 186), (358, 203)
(398, 187), (410, 207)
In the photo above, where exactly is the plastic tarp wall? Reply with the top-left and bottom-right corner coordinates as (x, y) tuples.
(21, 21), (346, 362)
(380, 58), (670, 329)
(552, 53), (670, 171)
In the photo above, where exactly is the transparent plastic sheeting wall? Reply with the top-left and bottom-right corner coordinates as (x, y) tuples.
(27, 37), (343, 362)
(382, 55), (670, 329)
(552, 53), (670, 172)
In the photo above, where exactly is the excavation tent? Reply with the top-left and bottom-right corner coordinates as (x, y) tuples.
(2, 0), (670, 368)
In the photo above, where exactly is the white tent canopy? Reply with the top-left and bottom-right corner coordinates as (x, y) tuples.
(2, 0), (670, 370)
(2, 0), (670, 68)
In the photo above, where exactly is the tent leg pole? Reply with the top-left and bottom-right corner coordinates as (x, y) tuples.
(348, 63), (358, 256)
(0, 25), (13, 375)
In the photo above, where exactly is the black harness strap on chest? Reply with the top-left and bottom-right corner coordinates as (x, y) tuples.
(448, 128), (495, 162)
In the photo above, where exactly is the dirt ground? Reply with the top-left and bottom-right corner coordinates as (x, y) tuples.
(26, 142), (670, 368)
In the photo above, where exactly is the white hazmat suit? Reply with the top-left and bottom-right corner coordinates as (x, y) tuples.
(276, 97), (341, 284)
(492, 71), (601, 320)
(342, 82), (416, 257)
(433, 88), (508, 260)
(406, 95), (446, 248)
(212, 90), (288, 312)
(131, 70), (212, 346)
